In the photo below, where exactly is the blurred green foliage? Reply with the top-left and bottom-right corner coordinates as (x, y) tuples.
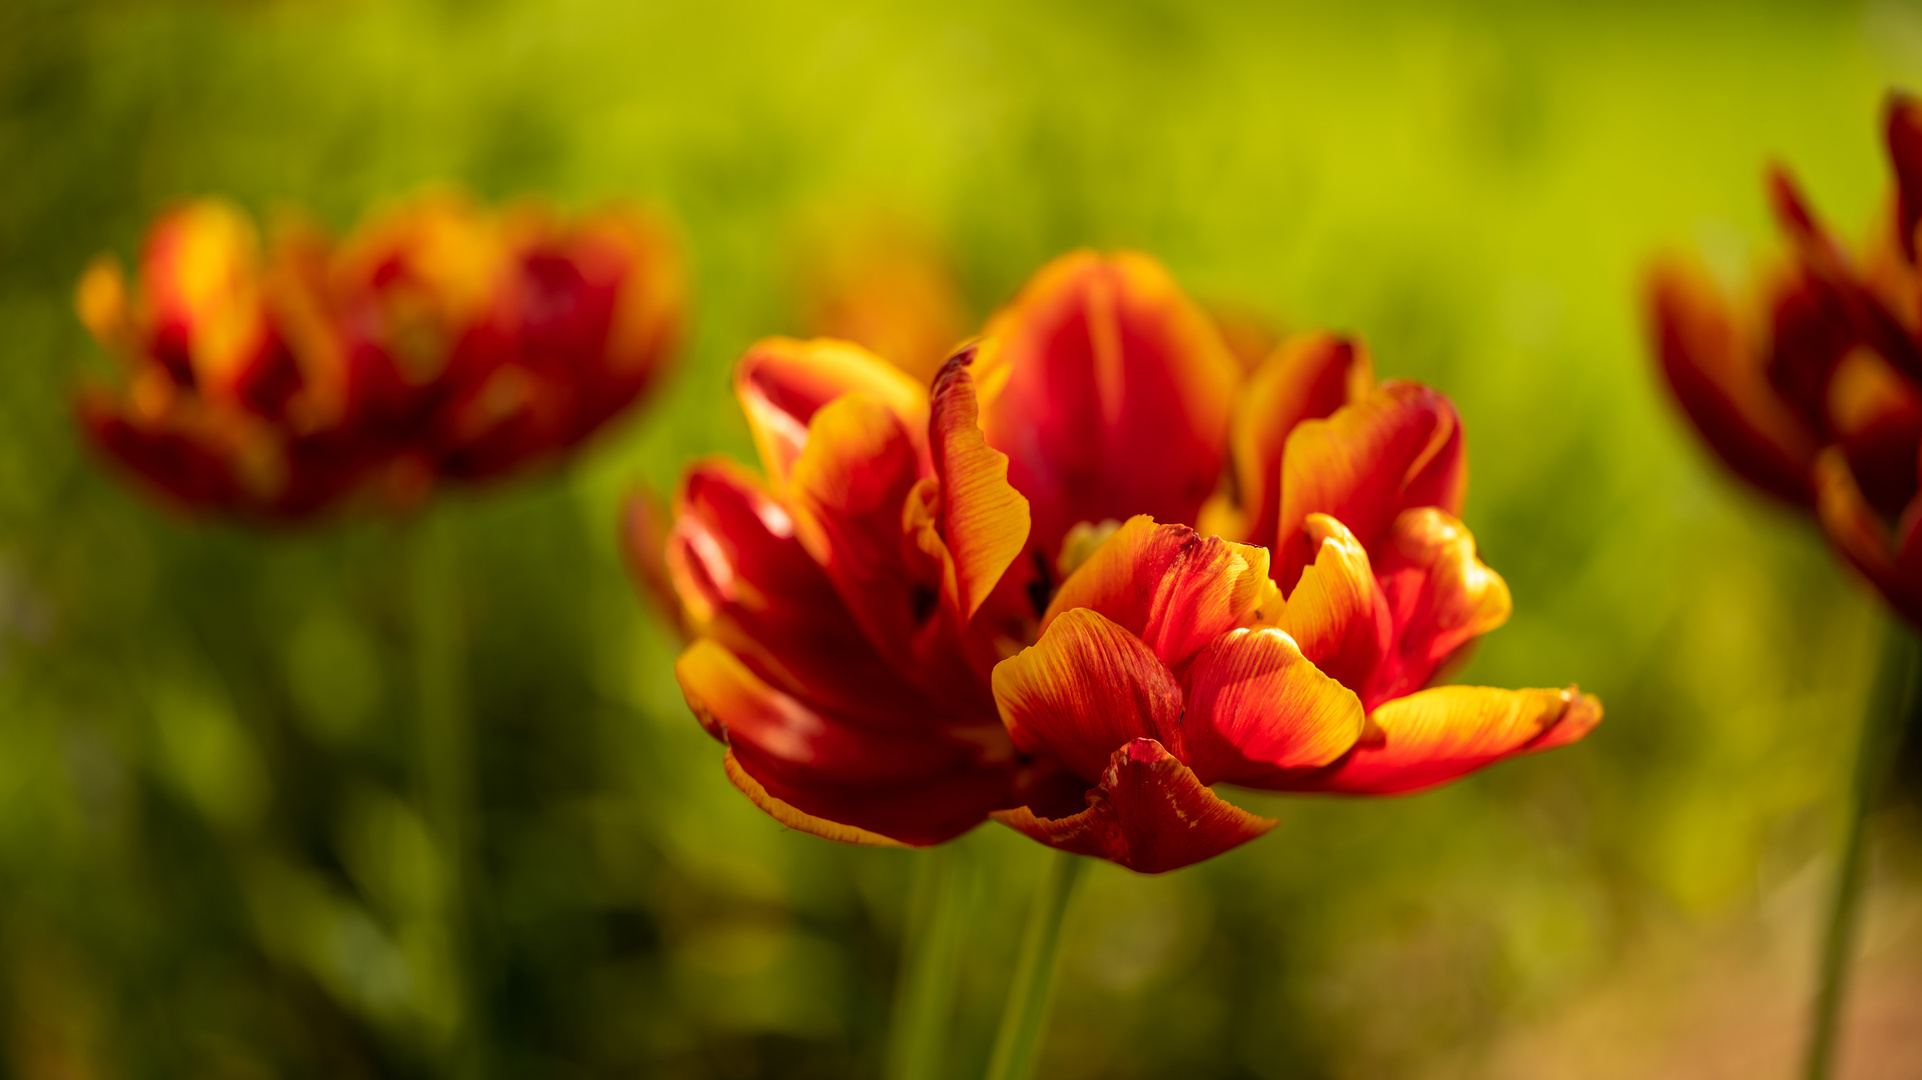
(0, 0), (1917, 1076)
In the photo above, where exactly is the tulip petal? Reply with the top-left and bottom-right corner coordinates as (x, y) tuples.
(1890, 91), (1922, 262)
(1365, 508), (1513, 708)
(928, 346), (1032, 621)
(1647, 257), (1821, 505)
(992, 606), (1183, 784)
(668, 459), (947, 726)
(1179, 627), (1366, 788)
(1275, 514), (1392, 695)
(993, 738), (1277, 874)
(1275, 380), (1466, 593)
(735, 336), (930, 492)
(678, 639), (1011, 846)
(1228, 333), (1374, 550)
(1813, 445), (1922, 622)
(974, 251), (1239, 555)
(1309, 685), (1602, 795)
(1042, 517), (1275, 671)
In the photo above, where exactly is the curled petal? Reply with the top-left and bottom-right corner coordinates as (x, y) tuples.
(993, 738), (1277, 874)
(928, 347), (1032, 621)
(1043, 516), (1275, 671)
(1179, 627), (1366, 788)
(1275, 380), (1466, 593)
(735, 336), (929, 491)
(1647, 257), (1820, 504)
(1275, 514), (1391, 695)
(974, 251), (1239, 554)
(1309, 685), (1602, 795)
(992, 606), (1182, 784)
(678, 639), (1010, 846)
(1366, 508), (1513, 708)
(1228, 333), (1374, 550)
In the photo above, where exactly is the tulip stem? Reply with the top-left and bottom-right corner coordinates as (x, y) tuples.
(413, 507), (483, 1078)
(1803, 618), (1919, 1080)
(886, 843), (974, 1080)
(984, 849), (1084, 1080)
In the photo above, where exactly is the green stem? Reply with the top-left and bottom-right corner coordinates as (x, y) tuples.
(1802, 618), (1919, 1080)
(886, 844), (974, 1080)
(413, 508), (482, 1078)
(985, 849), (1084, 1080)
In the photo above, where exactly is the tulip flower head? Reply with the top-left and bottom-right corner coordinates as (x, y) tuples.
(76, 193), (683, 520)
(1649, 91), (1922, 624)
(658, 251), (1600, 872)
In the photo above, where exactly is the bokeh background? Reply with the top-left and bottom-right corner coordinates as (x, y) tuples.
(5, 0), (1922, 1076)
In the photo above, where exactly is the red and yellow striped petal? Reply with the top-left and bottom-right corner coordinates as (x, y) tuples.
(1307, 685), (1601, 795)
(1178, 627), (1366, 788)
(734, 336), (929, 492)
(1042, 517), (1275, 671)
(1274, 514), (1391, 695)
(993, 738), (1277, 874)
(1227, 333), (1374, 551)
(992, 606), (1182, 784)
(1364, 508), (1512, 708)
(927, 346), (1031, 622)
(1274, 380), (1466, 594)
(973, 251), (1239, 555)
(678, 639), (1012, 846)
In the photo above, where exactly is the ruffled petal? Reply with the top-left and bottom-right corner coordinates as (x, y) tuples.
(973, 251), (1239, 555)
(667, 459), (946, 726)
(1042, 517), (1275, 671)
(1274, 380), (1466, 594)
(1364, 508), (1513, 708)
(1178, 627), (1366, 788)
(1646, 257), (1821, 505)
(991, 607), (1182, 784)
(678, 639), (1012, 846)
(992, 738), (1277, 874)
(734, 336), (929, 492)
(927, 346), (1032, 621)
(1307, 685), (1602, 795)
(1274, 514), (1391, 695)
(1226, 333), (1374, 550)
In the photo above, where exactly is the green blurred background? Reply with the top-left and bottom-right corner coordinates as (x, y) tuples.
(4, 0), (1922, 1076)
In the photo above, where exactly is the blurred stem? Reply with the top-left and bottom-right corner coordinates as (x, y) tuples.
(886, 844), (974, 1080)
(413, 507), (482, 1079)
(1802, 618), (1919, 1080)
(984, 849), (1084, 1080)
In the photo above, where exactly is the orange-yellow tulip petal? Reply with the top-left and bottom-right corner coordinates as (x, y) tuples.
(1042, 517), (1274, 671)
(993, 738), (1277, 874)
(734, 336), (929, 492)
(1179, 627), (1366, 788)
(1365, 508), (1513, 707)
(1311, 685), (1601, 795)
(973, 251), (1239, 554)
(1275, 514), (1391, 695)
(992, 606), (1182, 784)
(928, 346), (1031, 621)
(1275, 380), (1466, 593)
(1229, 333), (1374, 550)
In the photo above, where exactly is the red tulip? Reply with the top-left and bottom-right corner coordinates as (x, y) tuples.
(75, 193), (683, 520)
(1648, 92), (1922, 622)
(657, 250), (1600, 870)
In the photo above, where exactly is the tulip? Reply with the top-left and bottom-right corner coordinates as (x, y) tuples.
(75, 193), (683, 519)
(662, 250), (1600, 872)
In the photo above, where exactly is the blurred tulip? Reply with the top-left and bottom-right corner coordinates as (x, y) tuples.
(650, 250), (1599, 871)
(1648, 91), (1922, 624)
(795, 210), (969, 386)
(75, 193), (684, 520)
